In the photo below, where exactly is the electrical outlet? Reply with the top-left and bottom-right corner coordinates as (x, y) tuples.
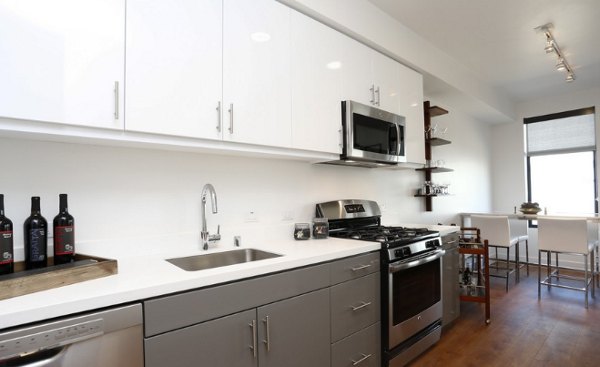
(282, 211), (294, 221)
(245, 211), (259, 222)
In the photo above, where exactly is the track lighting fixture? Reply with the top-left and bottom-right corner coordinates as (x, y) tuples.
(535, 23), (575, 82)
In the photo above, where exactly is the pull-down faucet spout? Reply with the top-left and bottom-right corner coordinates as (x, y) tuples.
(201, 184), (220, 250)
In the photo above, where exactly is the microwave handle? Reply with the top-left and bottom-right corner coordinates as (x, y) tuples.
(395, 123), (403, 156)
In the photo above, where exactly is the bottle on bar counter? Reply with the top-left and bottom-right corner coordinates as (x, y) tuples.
(0, 194), (14, 275)
(24, 196), (48, 269)
(53, 194), (75, 265)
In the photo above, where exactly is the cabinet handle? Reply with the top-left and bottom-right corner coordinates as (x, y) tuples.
(446, 240), (458, 244)
(351, 353), (372, 366)
(216, 101), (222, 132)
(351, 264), (371, 272)
(351, 301), (372, 311)
(262, 316), (271, 352)
(369, 84), (375, 104)
(248, 320), (257, 358)
(113, 81), (119, 120)
(339, 128), (343, 148)
(375, 86), (380, 106)
(228, 103), (234, 134)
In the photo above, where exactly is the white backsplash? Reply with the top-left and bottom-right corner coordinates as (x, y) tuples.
(1, 106), (491, 259)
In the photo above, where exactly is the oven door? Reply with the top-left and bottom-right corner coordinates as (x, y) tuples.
(387, 249), (444, 349)
(343, 100), (406, 164)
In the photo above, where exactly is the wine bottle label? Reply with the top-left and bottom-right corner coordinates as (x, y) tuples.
(54, 226), (75, 255)
(29, 228), (46, 261)
(0, 231), (13, 265)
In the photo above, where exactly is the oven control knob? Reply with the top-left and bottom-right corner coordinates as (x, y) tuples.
(426, 240), (438, 249)
(395, 247), (411, 258)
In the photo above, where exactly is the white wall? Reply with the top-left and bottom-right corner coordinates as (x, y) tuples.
(491, 86), (600, 267)
(1, 102), (491, 260)
(493, 86), (600, 210)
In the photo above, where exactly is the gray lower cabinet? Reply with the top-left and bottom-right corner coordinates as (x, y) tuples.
(145, 309), (257, 367)
(329, 257), (381, 367)
(145, 288), (330, 367)
(331, 323), (381, 367)
(330, 272), (380, 343)
(143, 251), (380, 367)
(257, 288), (330, 367)
(441, 232), (460, 328)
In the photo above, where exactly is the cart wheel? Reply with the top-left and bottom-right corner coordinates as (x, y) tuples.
(485, 319), (491, 325)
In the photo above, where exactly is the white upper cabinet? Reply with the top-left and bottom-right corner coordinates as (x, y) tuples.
(340, 37), (375, 109)
(398, 67), (425, 164)
(290, 11), (343, 154)
(372, 52), (402, 115)
(223, 0), (291, 148)
(125, 0), (223, 140)
(341, 37), (402, 115)
(0, 0), (124, 129)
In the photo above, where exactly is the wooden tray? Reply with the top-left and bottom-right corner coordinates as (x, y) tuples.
(0, 254), (118, 301)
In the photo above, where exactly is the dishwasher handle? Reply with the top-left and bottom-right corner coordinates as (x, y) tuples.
(4, 346), (68, 367)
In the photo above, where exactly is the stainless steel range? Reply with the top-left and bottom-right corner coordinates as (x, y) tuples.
(316, 199), (444, 367)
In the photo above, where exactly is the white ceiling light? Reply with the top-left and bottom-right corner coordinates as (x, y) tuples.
(544, 38), (554, 54)
(535, 23), (575, 83)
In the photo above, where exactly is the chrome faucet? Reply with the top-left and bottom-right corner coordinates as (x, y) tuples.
(201, 183), (220, 250)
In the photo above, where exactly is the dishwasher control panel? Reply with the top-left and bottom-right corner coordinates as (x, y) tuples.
(0, 318), (103, 361)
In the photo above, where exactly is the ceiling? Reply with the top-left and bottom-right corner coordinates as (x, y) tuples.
(368, 0), (600, 103)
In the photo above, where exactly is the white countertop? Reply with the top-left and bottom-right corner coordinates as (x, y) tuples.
(0, 234), (379, 330)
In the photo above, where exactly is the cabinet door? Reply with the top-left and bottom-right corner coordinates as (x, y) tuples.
(257, 288), (330, 367)
(290, 10), (343, 154)
(0, 0), (124, 129)
(398, 66), (425, 164)
(442, 234), (460, 326)
(145, 309), (257, 367)
(125, 0), (222, 139)
(340, 36), (375, 108)
(223, 0), (291, 147)
(372, 52), (401, 114)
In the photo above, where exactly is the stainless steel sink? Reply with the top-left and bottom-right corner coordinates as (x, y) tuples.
(166, 248), (282, 271)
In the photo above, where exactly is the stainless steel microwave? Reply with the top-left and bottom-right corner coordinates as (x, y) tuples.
(326, 100), (406, 167)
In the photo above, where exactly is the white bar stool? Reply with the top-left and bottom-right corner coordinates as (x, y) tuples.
(510, 219), (530, 276)
(537, 218), (597, 308)
(472, 215), (523, 292)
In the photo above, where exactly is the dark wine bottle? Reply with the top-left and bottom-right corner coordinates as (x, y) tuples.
(0, 194), (14, 275)
(24, 196), (48, 269)
(53, 194), (75, 265)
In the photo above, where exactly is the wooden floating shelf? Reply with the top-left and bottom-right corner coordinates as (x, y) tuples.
(429, 105), (449, 117)
(427, 137), (451, 146)
(415, 167), (454, 173)
(0, 254), (118, 300)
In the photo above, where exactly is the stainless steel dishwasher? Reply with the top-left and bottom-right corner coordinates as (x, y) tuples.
(0, 303), (143, 366)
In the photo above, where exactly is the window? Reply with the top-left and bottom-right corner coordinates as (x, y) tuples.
(525, 107), (597, 225)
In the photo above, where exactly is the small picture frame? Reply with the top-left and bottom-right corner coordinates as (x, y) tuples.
(294, 223), (311, 240)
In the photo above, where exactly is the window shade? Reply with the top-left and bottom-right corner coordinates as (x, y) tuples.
(526, 113), (595, 155)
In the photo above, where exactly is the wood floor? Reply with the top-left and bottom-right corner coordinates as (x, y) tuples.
(410, 265), (600, 367)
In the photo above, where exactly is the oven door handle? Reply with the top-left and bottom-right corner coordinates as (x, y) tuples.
(388, 249), (445, 273)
